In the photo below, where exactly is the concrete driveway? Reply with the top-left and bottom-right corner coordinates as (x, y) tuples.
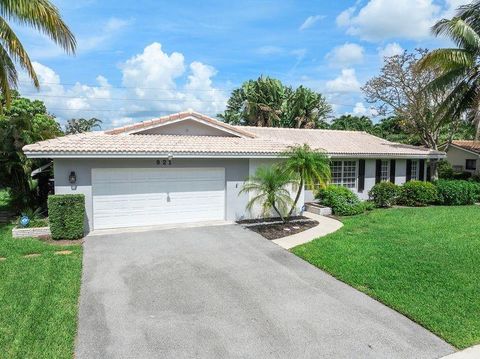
(76, 224), (454, 359)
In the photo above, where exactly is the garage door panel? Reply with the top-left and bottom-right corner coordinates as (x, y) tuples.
(92, 168), (225, 230)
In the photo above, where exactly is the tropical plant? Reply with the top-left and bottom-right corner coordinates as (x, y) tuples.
(418, 1), (480, 139)
(330, 115), (375, 132)
(239, 166), (296, 223)
(283, 86), (332, 128)
(65, 118), (103, 134)
(281, 144), (331, 217)
(0, 0), (76, 106)
(219, 76), (331, 128)
(0, 92), (62, 210)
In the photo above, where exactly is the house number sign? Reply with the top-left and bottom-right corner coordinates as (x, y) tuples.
(156, 159), (172, 166)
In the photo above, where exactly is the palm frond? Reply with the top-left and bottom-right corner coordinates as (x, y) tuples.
(417, 48), (474, 71)
(432, 17), (480, 50)
(0, 43), (17, 105)
(0, 0), (76, 54)
(0, 17), (38, 87)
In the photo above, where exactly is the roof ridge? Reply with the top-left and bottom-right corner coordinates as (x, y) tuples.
(239, 126), (370, 134)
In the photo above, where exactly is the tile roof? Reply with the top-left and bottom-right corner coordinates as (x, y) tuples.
(23, 111), (445, 158)
(451, 140), (480, 154)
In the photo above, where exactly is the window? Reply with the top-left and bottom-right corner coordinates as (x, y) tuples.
(410, 160), (418, 180)
(380, 160), (389, 182)
(466, 159), (477, 171)
(330, 160), (357, 189)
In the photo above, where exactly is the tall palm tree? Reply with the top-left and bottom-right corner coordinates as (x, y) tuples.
(281, 144), (331, 217)
(0, 0), (76, 106)
(239, 166), (295, 223)
(418, 1), (480, 138)
(283, 86), (332, 128)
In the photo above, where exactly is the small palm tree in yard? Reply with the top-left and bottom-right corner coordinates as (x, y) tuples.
(281, 144), (331, 217)
(239, 166), (295, 223)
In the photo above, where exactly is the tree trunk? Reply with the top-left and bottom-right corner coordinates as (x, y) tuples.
(272, 202), (286, 224)
(288, 177), (303, 218)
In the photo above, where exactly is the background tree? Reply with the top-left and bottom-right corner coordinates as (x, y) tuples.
(239, 166), (295, 223)
(283, 86), (332, 128)
(65, 118), (103, 134)
(0, 0), (76, 106)
(281, 144), (331, 217)
(330, 115), (375, 132)
(372, 116), (422, 144)
(219, 76), (331, 128)
(418, 0), (480, 139)
(362, 49), (454, 150)
(0, 92), (62, 210)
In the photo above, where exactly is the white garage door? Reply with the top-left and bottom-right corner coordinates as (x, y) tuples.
(92, 168), (225, 230)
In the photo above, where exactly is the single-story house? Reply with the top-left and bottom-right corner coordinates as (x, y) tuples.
(442, 140), (480, 174)
(23, 111), (445, 232)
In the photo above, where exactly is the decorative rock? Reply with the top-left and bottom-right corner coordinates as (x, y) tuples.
(304, 203), (333, 216)
(12, 226), (51, 239)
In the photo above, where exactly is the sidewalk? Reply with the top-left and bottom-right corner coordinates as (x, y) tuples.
(441, 345), (480, 359)
(272, 212), (343, 249)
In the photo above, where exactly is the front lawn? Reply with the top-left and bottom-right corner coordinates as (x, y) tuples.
(292, 206), (480, 349)
(0, 223), (82, 358)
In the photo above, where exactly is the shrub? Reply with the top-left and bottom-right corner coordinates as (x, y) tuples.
(363, 200), (376, 211)
(437, 160), (454, 179)
(399, 181), (438, 207)
(435, 180), (480, 205)
(369, 182), (401, 207)
(317, 185), (365, 216)
(48, 194), (85, 240)
(471, 173), (480, 183)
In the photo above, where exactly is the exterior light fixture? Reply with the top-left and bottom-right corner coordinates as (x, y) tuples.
(168, 153), (173, 161)
(69, 171), (77, 184)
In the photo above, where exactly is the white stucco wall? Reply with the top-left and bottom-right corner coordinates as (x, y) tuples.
(446, 146), (479, 174)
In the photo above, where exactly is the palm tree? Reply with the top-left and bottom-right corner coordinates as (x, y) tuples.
(418, 1), (480, 138)
(281, 144), (331, 217)
(243, 76), (285, 127)
(239, 166), (295, 223)
(0, 0), (76, 106)
(283, 86), (332, 128)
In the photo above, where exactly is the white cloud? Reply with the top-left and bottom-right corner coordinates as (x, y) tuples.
(326, 43), (364, 67)
(336, 0), (442, 41)
(378, 42), (404, 59)
(352, 102), (378, 117)
(299, 15), (325, 30)
(325, 68), (361, 93)
(20, 42), (227, 128)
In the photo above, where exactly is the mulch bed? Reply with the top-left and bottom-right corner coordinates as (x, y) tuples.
(244, 220), (318, 240)
(237, 216), (308, 225)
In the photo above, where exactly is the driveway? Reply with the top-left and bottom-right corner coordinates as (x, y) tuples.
(76, 224), (454, 359)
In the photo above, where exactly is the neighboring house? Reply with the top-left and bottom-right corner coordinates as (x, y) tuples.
(442, 140), (480, 174)
(23, 111), (444, 232)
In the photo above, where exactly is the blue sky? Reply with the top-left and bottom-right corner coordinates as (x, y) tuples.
(15, 0), (465, 128)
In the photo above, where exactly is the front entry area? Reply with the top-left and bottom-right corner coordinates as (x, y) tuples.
(92, 167), (225, 230)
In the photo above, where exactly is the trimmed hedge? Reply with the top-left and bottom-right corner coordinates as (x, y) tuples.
(369, 182), (401, 208)
(435, 180), (480, 205)
(48, 194), (85, 240)
(399, 181), (438, 207)
(317, 185), (365, 216)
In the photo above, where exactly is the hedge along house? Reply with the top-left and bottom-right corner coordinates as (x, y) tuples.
(23, 111), (445, 232)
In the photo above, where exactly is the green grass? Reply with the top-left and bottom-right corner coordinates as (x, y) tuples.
(292, 206), (480, 349)
(0, 223), (82, 358)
